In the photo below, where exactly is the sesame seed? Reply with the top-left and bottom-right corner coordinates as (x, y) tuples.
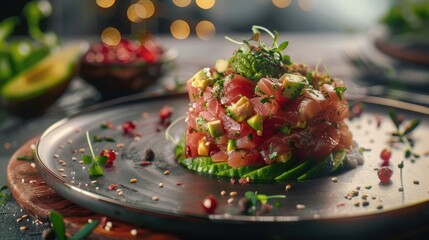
(116, 143), (125, 148)
(21, 179), (25, 183)
(152, 196), (159, 201)
(163, 170), (170, 175)
(230, 191), (237, 197)
(20, 226), (28, 231)
(79, 148), (85, 153)
(159, 182), (164, 188)
(53, 154), (59, 158)
(29, 180), (37, 184)
(91, 180), (97, 184)
(61, 174), (67, 178)
(398, 187), (404, 192)
(354, 202), (360, 207)
(106, 221), (113, 227)
(285, 184), (292, 191)
(16, 218), (23, 222)
(362, 201), (370, 207)
(59, 160), (65, 164)
(79, 160), (84, 164)
(413, 180), (420, 185)
(130, 229), (137, 236)
(30, 163), (36, 168)
(331, 177), (337, 182)
(130, 178), (138, 183)
(68, 139), (73, 144)
(377, 205), (383, 210)
(205, 142), (210, 146)
(88, 219), (93, 223)
(105, 226), (111, 231)
(220, 190), (227, 196)
(227, 198), (234, 204)
(59, 145), (64, 149)
(296, 204), (306, 209)
(22, 214), (28, 219)
(117, 191), (124, 196)
(72, 157), (77, 161)
(59, 169), (64, 172)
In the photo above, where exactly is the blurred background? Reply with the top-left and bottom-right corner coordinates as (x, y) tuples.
(2, 0), (392, 39)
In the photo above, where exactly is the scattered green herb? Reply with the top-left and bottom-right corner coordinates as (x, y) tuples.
(93, 135), (115, 143)
(50, 210), (99, 240)
(82, 131), (108, 176)
(334, 87), (347, 101)
(0, 185), (10, 205)
(244, 191), (286, 207)
(16, 155), (34, 162)
(269, 151), (278, 160)
(388, 108), (421, 159)
(260, 97), (271, 103)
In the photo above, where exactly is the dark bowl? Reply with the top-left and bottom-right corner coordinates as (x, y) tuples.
(79, 49), (177, 99)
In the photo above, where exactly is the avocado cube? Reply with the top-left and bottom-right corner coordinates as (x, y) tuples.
(280, 73), (308, 99)
(227, 139), (237, 152)
(191, 68), (214, 90)
(247, 114), (265, 135)
(227, 96), (253, 122)
(207, 120), (224, 138)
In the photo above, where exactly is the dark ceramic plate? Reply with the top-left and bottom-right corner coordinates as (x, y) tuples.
(35, 93), (429, 238)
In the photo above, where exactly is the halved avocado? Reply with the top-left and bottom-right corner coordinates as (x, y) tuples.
(0, 43), (84, 117)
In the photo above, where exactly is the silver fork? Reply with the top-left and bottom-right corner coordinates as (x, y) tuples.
(344, 46), (429, 106)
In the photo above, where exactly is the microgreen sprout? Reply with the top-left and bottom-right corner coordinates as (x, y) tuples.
(50, 210), (99, 240)
(388, 108), (421, 159)
(82, 131), (108, 176)
(225, 25), (291, 82)
(244, 191), (286, 208)
(0, 185), (10, 205)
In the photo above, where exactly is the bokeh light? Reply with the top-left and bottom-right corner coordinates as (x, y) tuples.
(96, 0), (115, 9)
(196, 0), (216, 10)
(172, 0), (191, 8)
(272, 0), (291, 8)
(170, 20), (190, 40)
(101, 27), (121, 46)
(127, 0), (155, 23)
(138, 0), (155, 18)
(298, 0), (315, 11)
(196, 20), (216, 40)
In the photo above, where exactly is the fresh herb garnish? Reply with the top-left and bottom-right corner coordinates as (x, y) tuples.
(82, 131), (108, 176)
(269, 151), (278, 160)
(50, 210), (99, 240)
(226, 25), (291, 82)
(244, 191), (286, 211)
(388, 108), (421, 159)
(260, 97), (271, 103)
(93, 135), (115, 143)
(16, 155), (34, 162)
(0, 185), (10, 205)
(334, 87), (347, 100)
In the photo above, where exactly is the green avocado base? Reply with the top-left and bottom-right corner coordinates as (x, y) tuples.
(174, 139), (348, 181)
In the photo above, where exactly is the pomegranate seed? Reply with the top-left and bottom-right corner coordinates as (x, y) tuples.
(100, 149), (116, 164)
(122, 121), (136, 134)
(159, 106), (173, 123)
(108, 184), (118, 190)
(202, 194), (218, 214)
(378, 167), (393, 184)
(380, 148), (391, 166)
